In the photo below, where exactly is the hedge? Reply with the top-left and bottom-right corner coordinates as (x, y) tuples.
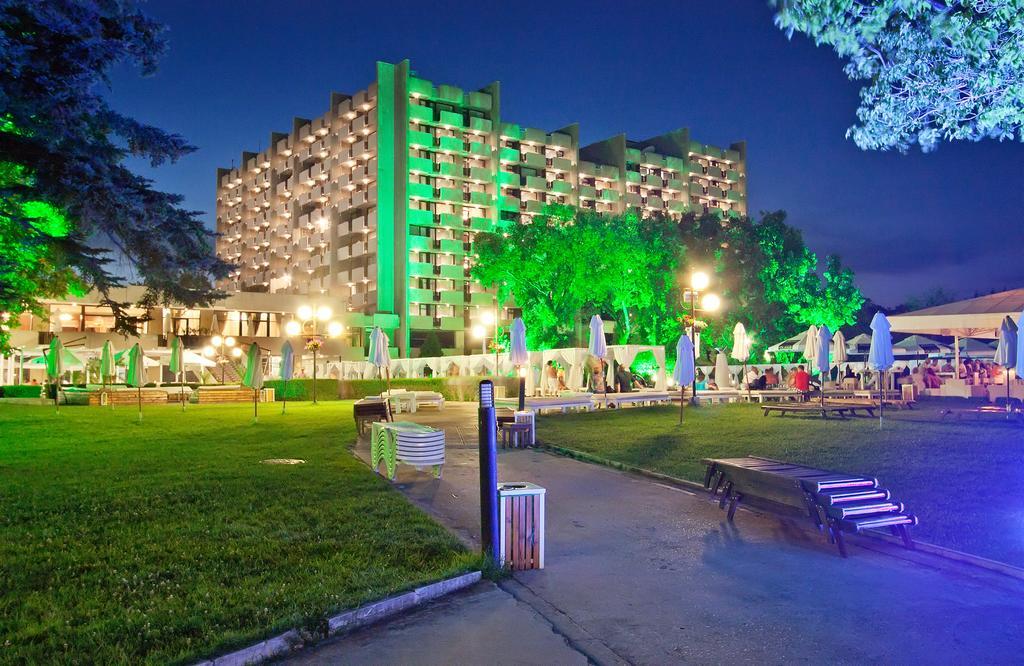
(341, 378), (453, 401)
(262, 378), (340, 401)
(1, 385), (43, 398)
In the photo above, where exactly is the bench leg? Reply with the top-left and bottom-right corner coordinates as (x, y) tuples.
(897, 524), (914, 549)
(726, 493), (741, 521)
(711, 471), (725, 496)
(830, 521), (848, 558)
(703, 464), (716, 489)
(718, 481), (733, 509)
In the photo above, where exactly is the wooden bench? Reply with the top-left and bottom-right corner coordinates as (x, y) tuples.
(760, 402), (874, 418)
(939, 406), (1023, 424)
(194, 387), (274, 404)
(86, 389), (169, 406)
(702, 456), (917, 557)
(602, 391), (671, 408)
(354, 398), (391, 435)
(743, 390), (806, 403)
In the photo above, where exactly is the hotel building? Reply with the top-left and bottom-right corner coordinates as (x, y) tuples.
(215, 60), (747, 357)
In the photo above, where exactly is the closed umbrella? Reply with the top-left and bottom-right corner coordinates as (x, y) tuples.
(279, 340), (294, 414)
(1016, 309), (1024, 380)
(731, 322), (752, 397)
(867, 312), (894, 426)
(674, 334), (695, 423)
(125, 342), (146, 422)
(369, 327), (392, 411)
(802, 325), (819, 365)
(169, 336), (185, 411)
(100, 341), (114, 393)
(242, 342), (264, 420)
(45, 336), (64, 412)
(509, 317), (529, 411)
(816, 325), (832, 408)
(832, 330), (848, 385)
(588, 315), (609, 401)
(994, 316), (1018, 416)
(714, 349), (732, 388)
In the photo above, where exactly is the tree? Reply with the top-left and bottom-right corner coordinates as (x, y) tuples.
(773, 0), (1024, 152)
(418, 331), (444, 358)
(0, 0), (231, 353)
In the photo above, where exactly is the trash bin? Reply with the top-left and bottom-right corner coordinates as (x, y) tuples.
(498, 482), (545, 570)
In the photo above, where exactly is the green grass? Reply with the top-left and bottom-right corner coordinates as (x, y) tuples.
(537, 402), (1024, 567)
(0, 402), (476, 664)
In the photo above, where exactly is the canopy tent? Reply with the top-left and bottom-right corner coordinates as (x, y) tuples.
(889, 288), (1024, 339)
(892, 335), (952, 357)
(953, 337), (997, 358)
(27, 348), (86, 371)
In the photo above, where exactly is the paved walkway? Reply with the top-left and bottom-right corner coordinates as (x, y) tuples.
(293, 403), (1024, 664)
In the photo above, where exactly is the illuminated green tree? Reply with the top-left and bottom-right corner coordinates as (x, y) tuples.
(0, 1), (231, 352)
(773, 0), (1024, 152)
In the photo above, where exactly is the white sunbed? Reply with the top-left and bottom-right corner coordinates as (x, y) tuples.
(497, 393), (595, 414)
(599, 391), (672, 408)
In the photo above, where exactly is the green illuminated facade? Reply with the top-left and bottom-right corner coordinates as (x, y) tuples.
(215, 60), (747, 357)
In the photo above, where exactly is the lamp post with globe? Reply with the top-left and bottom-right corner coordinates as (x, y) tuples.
(471, 309), (501, 375)
(203, 335), (242, 384)
(285, 305), (343, 404)
(682, 271), (720, 407)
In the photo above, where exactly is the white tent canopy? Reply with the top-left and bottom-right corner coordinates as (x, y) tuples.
(888, 288), (1024, 339)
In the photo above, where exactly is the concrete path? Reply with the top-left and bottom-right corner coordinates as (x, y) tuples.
(293, 403), (1024, 664)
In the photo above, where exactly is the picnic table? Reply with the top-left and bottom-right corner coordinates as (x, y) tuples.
(761, 402), (875, 419)
(743, 389), (805, 403)
(702, 455), (917, 557)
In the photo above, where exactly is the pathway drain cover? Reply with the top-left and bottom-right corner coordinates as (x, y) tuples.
(261, 458), (306, 465)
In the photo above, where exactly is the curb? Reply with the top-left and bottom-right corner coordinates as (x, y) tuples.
(196, 571), (482, 666)
(539, 441), (1024, 582)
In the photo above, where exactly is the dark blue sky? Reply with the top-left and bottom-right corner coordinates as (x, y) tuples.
(109, 0), (1024, 305)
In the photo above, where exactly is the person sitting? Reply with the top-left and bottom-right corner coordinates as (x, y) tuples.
(544, 361), (558, 395)
(764, 367), (779, 388)
(791, 365), (811, 394)
(924, 363), (942, 389)
(941, 360), (954, 374)
(614, 364), (633, 393)
(743, 366), (760, 389)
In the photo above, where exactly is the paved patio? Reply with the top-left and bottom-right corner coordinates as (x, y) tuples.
(294, 403), (1024, 664)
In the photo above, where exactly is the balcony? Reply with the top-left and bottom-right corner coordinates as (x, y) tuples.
(466, 91), (492, 110)
(549, 180), (572, 195)
(468, 191), (490, 206)
(409, 104), (433, 123)
(438, 238), (465, 254)
(548, 132), (572, 148)
(409, 315), (434, 330)
(521, 152), (545, 169)
(469, 291), (494, 306)
(408, 181), (433, 199)
(437, 136), (464, 153)
(548, 156), (572, 172)
(437, 212), (462, 229)
(522, 127), (546, 145)
(408, 208), (433, 226)
(664, 178), (685, 191)
(522, 175), (546, 191)
(641, 152), (665, 167)
(438, 264), (465, 279)
(469, 142), (490, 157)
(408, 236), (431, 252)
(708, 186), (724, 198)
(522, 199), (544, 214)
(578, 185), (596, 199)
(600, 189), (618, 203)
(438, 110), (464, 128)
(409, 261), (434, 278)
(407, 287), (432, 303)
(408, 129), (433, 148)
(667, 200), (688, 213)
(408, 155), (433, 174)
(468, 166), (491, 182)
(469, 216), (493, 232)
(624, 193), (643, 207)
(438, 187), (461, 203)
(724, 149), (741, 163)
(688, 182), (704, 196)
(707, 166), (725, 179)
(626, 171), (641, 183)
(439, 290), (465, 306)
(433, 161), (458, 178)
(436, 85), (463, 105)
(646, 196), (665, 209)
(665, 156), (687, 172)
(499, 147), (519, 163)
(499, 194), (519, 210)
(726, 169), (741, 182)
(469, 117), (492, 133)
(726, 190), (744, 202)
(408, 77), (433, 98)
(439, 316), (463, 330)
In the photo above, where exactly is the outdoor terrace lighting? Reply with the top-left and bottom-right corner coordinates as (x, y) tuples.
(682, 270), (720, 407)
(205, 335), (239, 383)
(701, 294), (721, 312)
(290, 304), (343, 404)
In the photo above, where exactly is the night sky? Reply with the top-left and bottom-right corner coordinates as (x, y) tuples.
(108, 0), (1024, 306)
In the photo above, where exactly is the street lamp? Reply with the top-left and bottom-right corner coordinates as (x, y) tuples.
(682, 271), (720, 409)
(285, 304), (342, 404)
(472, 309), (500, 375)
(202, 334), (240, 383)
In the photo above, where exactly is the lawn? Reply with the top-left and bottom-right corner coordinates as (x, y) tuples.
(537, 402), (1024, 567)
(0, 402), (476, 664)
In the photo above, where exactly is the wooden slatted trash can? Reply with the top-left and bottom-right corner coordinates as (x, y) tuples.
(498, 482), (545, 570)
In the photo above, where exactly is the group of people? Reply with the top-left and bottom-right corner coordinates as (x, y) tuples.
(541, 357), (651, 396)
(892, 358), (1008, 390)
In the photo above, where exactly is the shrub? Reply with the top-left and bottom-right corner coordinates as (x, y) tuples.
(1, 385), (43, 398)
(263, 378), (340, 401)
(341, 378), (454, 401)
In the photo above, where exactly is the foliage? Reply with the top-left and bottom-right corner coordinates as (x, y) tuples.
(0, 384), (41, 398)
(340, 378), (455, 400)
(418, 331), (444, 358)
(0, 402), (476, 663)
(0, 0), (232, 353)
(537, 402), (1024, 566)
(900, 286), (958, 312)
(472, 207), (864, 362)
(773, 0), (1024, 151)
(262, 378), (339, 401)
